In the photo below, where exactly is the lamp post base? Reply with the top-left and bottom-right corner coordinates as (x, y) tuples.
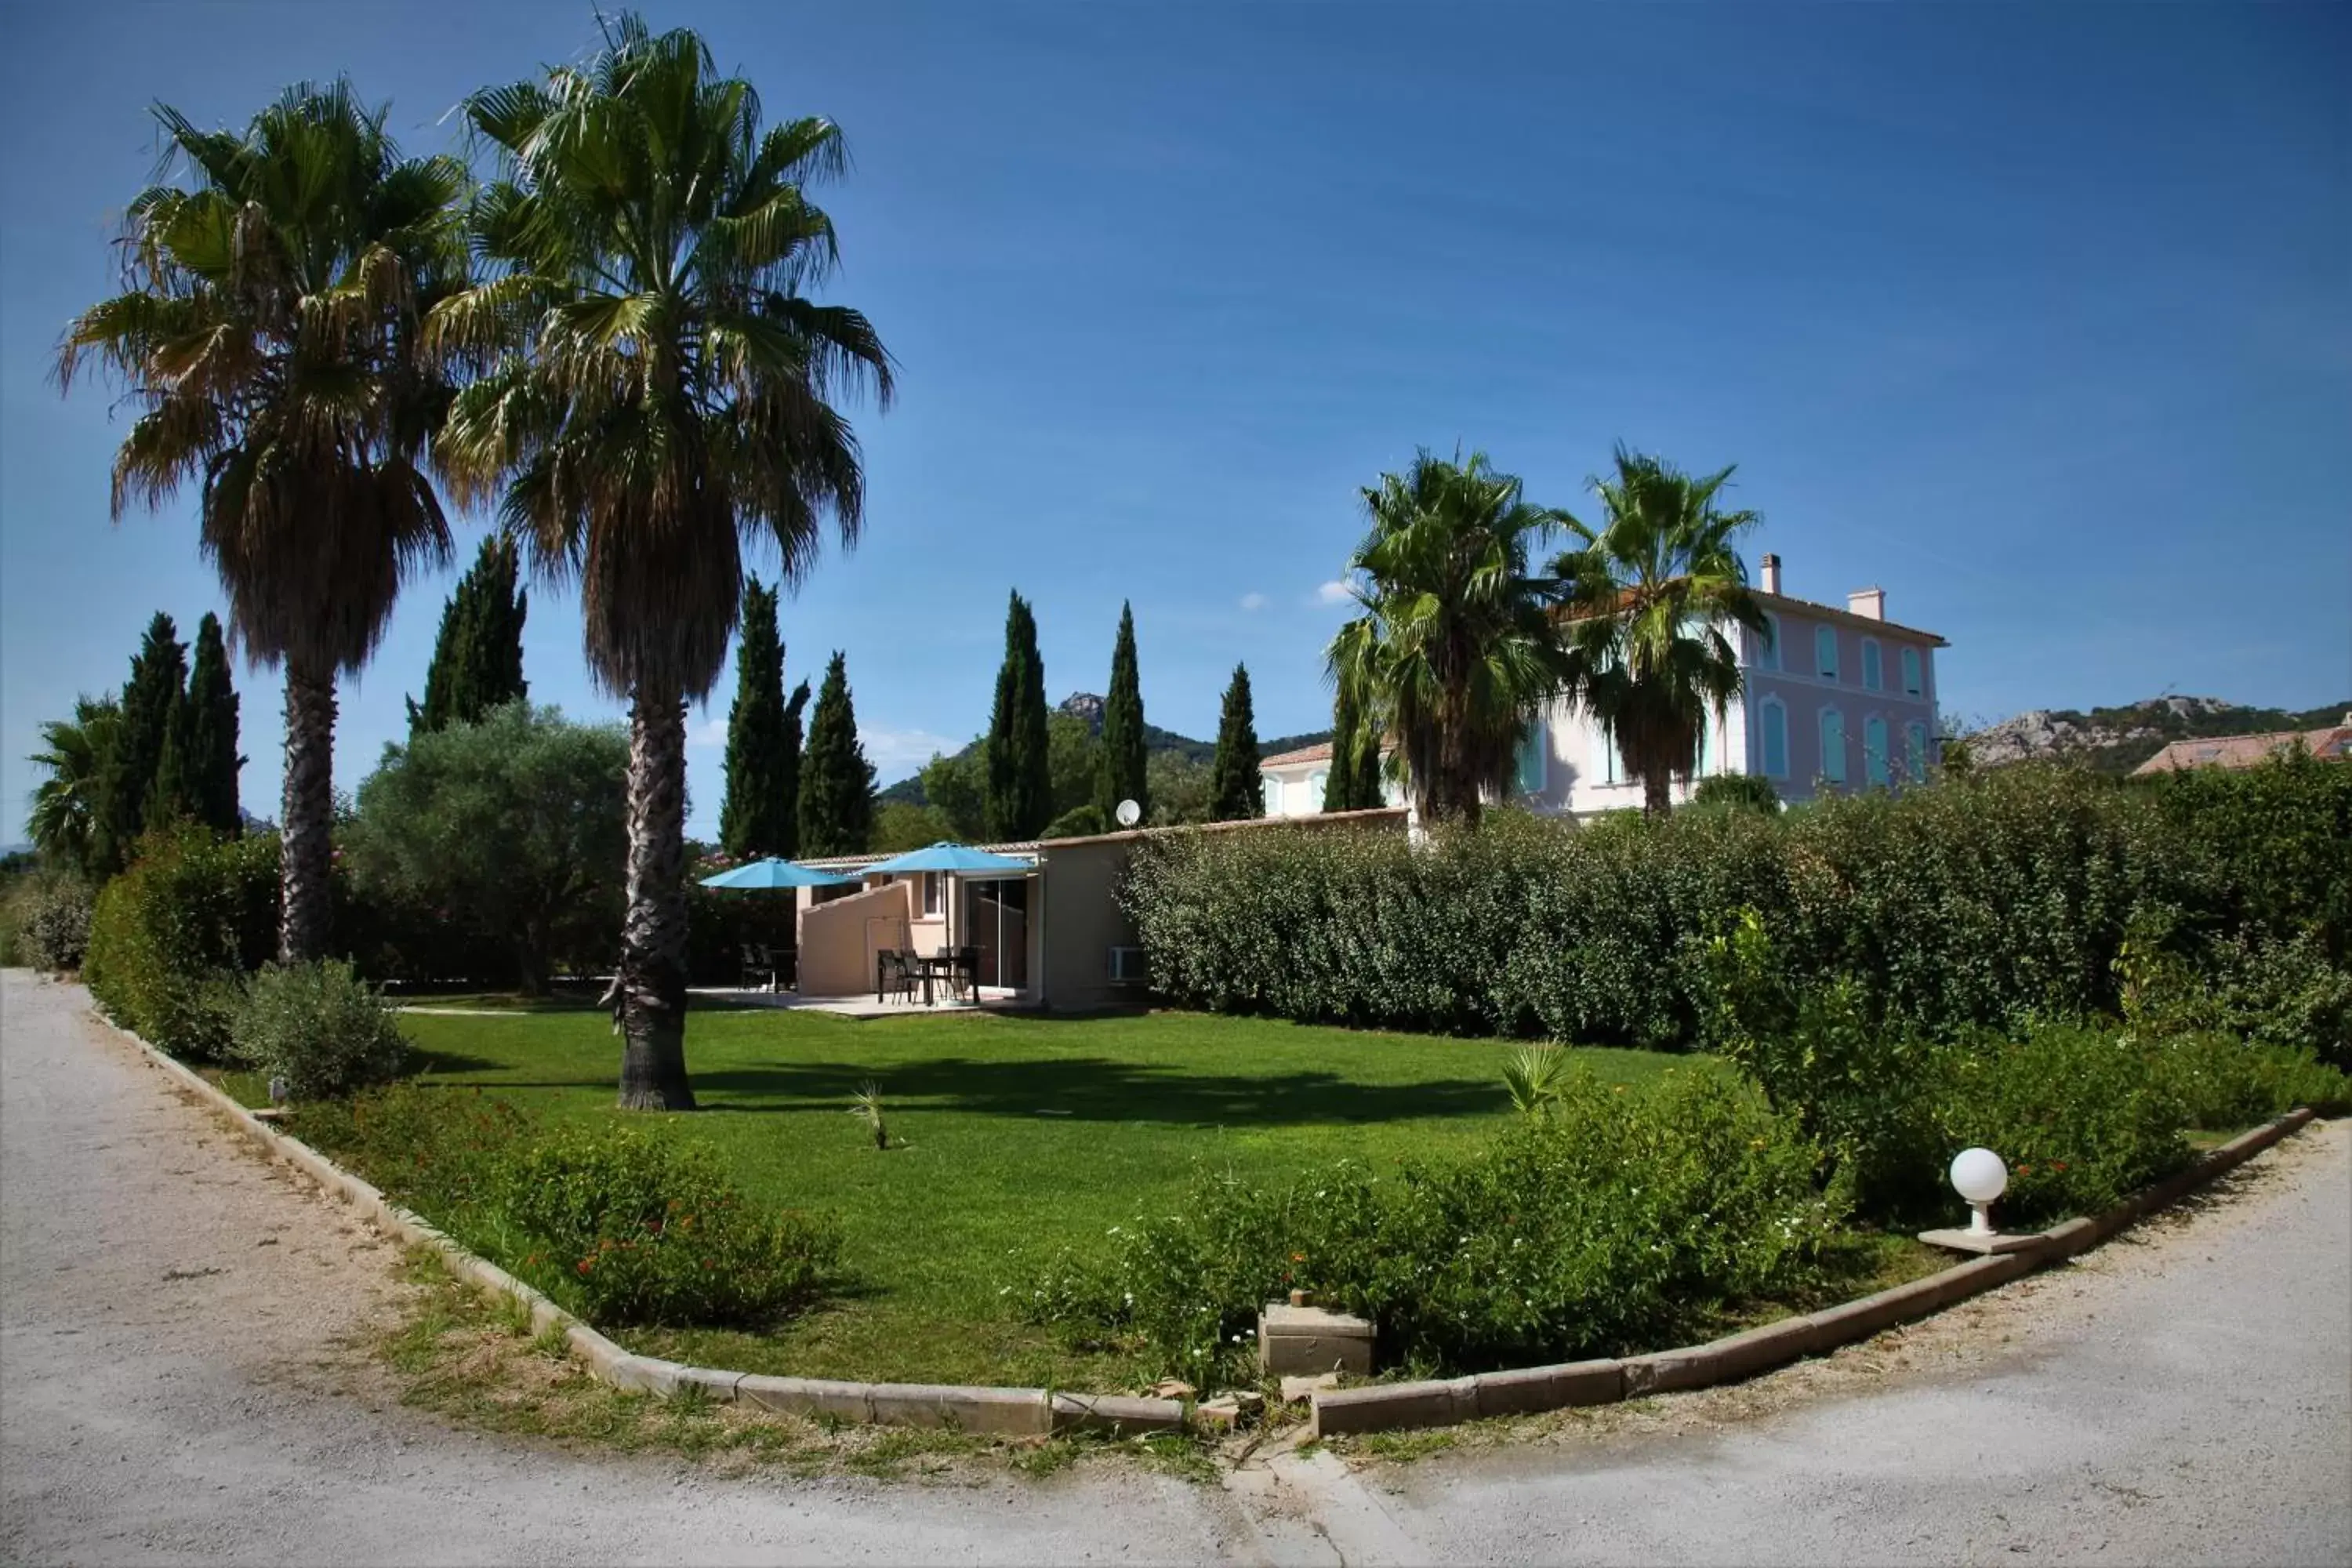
(1916, 1226), (2042, 1255)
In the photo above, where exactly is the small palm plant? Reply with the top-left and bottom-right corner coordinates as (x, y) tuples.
(1501, 1044), (1570, 1118)
(848, 1080), (889, 1150)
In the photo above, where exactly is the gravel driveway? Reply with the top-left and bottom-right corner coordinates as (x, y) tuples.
(4, 967), (2346, 1566)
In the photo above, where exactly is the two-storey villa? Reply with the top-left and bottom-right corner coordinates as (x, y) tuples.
(1260, 554), (1947, 818)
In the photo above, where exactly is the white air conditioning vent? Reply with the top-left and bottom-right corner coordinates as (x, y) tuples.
(1108, 946), (1149, 983)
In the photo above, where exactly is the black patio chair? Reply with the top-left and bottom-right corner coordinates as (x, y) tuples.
(742, 943), (778, 992)
(949, 946), (981, 1002)
(876, 949), (916, 1005)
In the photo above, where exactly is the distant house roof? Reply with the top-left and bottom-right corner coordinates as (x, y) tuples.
(1555, 588), (1948, 648)
(1261, 741), (1334, 769)
(2132, 720), (2352, 775)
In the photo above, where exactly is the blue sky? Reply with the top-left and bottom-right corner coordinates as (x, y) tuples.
(4, 3), (2347, 840)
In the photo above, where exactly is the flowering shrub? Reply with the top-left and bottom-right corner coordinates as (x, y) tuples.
(228, 959), (411, 1100)
(498, 1126), (840, 1327)
(1025, 1066), (1840, 1383)
(1936, 1022), (2190, 1226)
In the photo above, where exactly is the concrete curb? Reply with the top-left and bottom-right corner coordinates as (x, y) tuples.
(1310, 1107), (2323, 1438)
(98, 1011), (1185, 1439)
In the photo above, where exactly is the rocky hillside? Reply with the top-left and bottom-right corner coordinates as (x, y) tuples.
(1965, 695), (2350, 775)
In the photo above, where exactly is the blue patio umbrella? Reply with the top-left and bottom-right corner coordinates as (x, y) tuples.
(862, 842), (1035, 877)
(698, 858), (858, 890)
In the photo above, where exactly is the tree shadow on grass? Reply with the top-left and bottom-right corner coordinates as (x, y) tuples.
(683, 1055), (1507, 1127)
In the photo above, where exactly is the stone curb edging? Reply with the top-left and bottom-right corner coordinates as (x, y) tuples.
(98, 1012), (1186, 1439)
(93, 1006), (2317, 1446)
(1311, 1107), (2321, 1438)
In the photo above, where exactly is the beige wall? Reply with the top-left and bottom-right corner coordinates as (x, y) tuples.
(796, 880), (913, 999)
(1036, 838), (1145, 1012)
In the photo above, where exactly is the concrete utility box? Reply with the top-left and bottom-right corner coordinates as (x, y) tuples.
(1258, 1303), (1374, 1377)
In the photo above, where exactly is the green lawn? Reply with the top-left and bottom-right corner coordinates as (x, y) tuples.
(372, 1005), (1687, 1388)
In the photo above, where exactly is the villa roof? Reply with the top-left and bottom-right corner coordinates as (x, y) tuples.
(2132, 723), (2352, 776)
(1555, 587), (1948, 648)
(1261, 741), (1334, 768)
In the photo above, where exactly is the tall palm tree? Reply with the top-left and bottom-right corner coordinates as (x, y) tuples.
(1327, 449), (1573, 826)
(56, 82), (466, 959)
(434, 15), (893, 1110)
(27, 697), (122, 876)
(1556, 445), (1767, 817)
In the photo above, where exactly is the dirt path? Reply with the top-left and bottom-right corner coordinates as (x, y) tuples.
(0, 971), (1250, 1565)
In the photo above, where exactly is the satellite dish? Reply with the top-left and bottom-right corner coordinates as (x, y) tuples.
(1116, 798), (1142, 828)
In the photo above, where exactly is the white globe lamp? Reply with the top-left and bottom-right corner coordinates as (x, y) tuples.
(1115, 799), (1142, 829)
(1949, 1147), (2008, 1236)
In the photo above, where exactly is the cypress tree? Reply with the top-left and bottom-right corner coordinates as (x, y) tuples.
(1209, 663), (1263, 821)
(1093, 601), (1150, 826)
(177, 612), (244, 834)
(409, 535), (528, 735)
(984, 591), (1051, 840)
(797, 652), (872, 856)
(1323, 679), (1383, 812)
(94, 612), (187, 870)
(718, 578), (790, 857)
(777, 678), (811, 858)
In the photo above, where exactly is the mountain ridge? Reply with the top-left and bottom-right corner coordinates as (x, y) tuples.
(1967, 695), (2350, 775)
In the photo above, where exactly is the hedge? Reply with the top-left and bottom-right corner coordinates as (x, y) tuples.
(1123, 757), (2351, 1063)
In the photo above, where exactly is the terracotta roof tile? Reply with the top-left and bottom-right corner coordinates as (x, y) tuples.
(2131, 725), (2352, 775)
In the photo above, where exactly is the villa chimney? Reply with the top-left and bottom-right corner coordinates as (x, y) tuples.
(1848, 586), (1886, 621)
(1759, 553), (1782, 595)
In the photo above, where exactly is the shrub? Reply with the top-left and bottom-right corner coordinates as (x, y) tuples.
(1701, 909), (1951, 1219)
(1936, 1022), (2190, 1227)
(2146, 1033), (2352, 1127)
(1125, 759), (2347, 1057)
(228, 960), (411, 1100)
(9, 871), (95, 973)
(497, 1125), (841, 1327)
(1689, 773), (1780, 814)
(1025, 1066), (1839, 1383)
(82, 826), (278, 1059)
(296, 1080), (528, 1215)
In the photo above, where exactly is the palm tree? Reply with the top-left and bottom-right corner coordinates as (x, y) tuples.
(56, 82), (466, 960)
(1556, 446), (1767, 817)
(27, 697), (122, 876)
(1326, 449), (1572, 825)
(434, 16), (893, 1110)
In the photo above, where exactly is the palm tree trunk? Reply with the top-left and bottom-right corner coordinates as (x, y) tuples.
(615, 686), (695, 1110)
(278, 658), (336, 964)
(1643, 768), (1672, 818)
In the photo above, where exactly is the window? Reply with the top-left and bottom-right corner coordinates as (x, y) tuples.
(1308, 770), (1328, 808)
(1515, 720), (1548, 795)
(1696, 713), (1715, 777)
(922, 872), (942, 917)
(1587, 725), (1624, 786)
(1816, 625), (1840, 681)
(1820, 707), (1847, 785)
(1864, 716), (1889, 786)
(1901, 647), (1923, 697)
(1904, 721), (1927, 782)
(1261, 776), (1281, 816)
(1755, 613), (1780, 671)
(1861, 638), (1883, 691)
(1759, 699), (1788, 779)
